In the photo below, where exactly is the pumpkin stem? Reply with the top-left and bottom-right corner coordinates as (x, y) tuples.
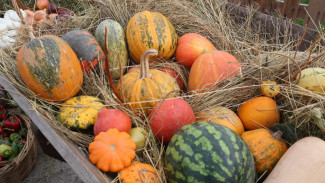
(139, 49), (158, 79)
(311, 107), (325, 133)
(272, 131), (283, 141)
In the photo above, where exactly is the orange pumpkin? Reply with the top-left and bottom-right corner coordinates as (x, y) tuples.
(188, 50), (242, 93)
(241, 129), (287, 174)
(119, 161), (161, 183)
(88, 128), (136, 172)
(196, 106), (244, 135)
(238, 96), (280, 130)
(176, 33), (216, 68)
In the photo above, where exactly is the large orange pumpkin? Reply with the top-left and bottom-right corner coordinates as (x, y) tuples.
(126, 11), (177, 63)
(17, 35), (83, 101)
(119, 161), (161, 183)
(176, 33), (216, 68)
(188, 50), (242, 93)
(196, 106), (244, 135)
(238, 96), (280, 130)
(116, 49), (180, 115)
(241, 129), (287, 174)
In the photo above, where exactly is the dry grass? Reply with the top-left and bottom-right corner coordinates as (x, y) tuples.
(1, 0), (325, 182)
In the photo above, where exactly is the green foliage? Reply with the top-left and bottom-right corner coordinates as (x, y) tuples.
(300, 0), (309, 4)
(295, 18), (304, 26)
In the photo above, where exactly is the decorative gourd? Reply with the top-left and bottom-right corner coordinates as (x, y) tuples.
(238, 96), (280, 130)
(176, 33), (216, 68)
(165, 121), (255, 183)
(149, 98), (195, 144)
(119, 161), (160, 183)
(269, 123), (302, 146)
(93, 108), (132, 136)
(264, 137), (325, 183)
(129, 127), (148, 150)
(297, 67), (325, 96)
(260, 80), (280, 98)
(88, 128), (136, 172)
(126, 11), (177, 63)
(61, 30), (104, 73)
(57, 96), (104, 129)
(116, 49), (180, 115)
(241, 129), (287, 175)
(188, 50), (242, 93)
(95, 19), (128, 79)
(196, 106), (244, 135)
(17, 35), (83, 101)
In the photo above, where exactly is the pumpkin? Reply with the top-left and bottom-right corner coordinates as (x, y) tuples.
(297, 67), (325, 96)
(264, 137), (325, 183)
(61, 30), (104, 73)
(196, 106), (244, 135)
(93, 108), (132, 136)
(260, 80), (280, 98)
(165, 121), (256, 183)
(241, 129), (287, 175)
(188, 50), (242, 93)
(176, 33), (216, 68)
(269, 123), (302, 146)
(126, 11), (177, 63)
(17, 35), (83, 101)
(238, 96), (280, 130)
(57, 96), (104, 129)
(116, 49), (180, 115)
(36, 0), (49, 10)
(119, 161), (160, 182)
(95, 19), (128, 79)
(88, 128), (136, 172)
(149, 98), (195, 144)
(129, 127), (148, 150)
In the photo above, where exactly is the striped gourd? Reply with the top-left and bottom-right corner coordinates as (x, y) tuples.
(165, 121), (256, 183)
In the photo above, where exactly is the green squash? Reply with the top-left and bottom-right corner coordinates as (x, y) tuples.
(165, 121), (256, 183)
(95, 19), (128, 79)
(269, 123), (302, 146)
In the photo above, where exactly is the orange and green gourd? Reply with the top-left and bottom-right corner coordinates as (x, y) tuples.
(119, 161), (161, 182)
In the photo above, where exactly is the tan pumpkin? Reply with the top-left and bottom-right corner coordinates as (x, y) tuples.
(119, 161), (161, 182)
(116, 49), (180, 115)
(126, 11), (177, 63)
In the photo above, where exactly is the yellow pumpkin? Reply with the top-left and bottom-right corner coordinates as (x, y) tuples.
(116, 49), (180, 115)
(196, 106), (244, 135)
(260, 80), (280, 98)
(126, 11), (177, 63)
(57, 96), (104, 129)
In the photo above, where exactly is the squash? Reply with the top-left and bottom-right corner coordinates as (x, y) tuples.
(176, 33), (216, 68)
(188, 50), (242, 93)
(264, 137), (325, 183)
(88, 128), (136, 172)
(17, 35), (83, 101)
(196, 106), (244, 135)
(241, 129), (287, 175)
(238, 96), (280, 130)
(116, 49), (180, 115)
(269, 123), (302, 146)
(57, 96), (104, 130)
(260, 80), (280, 98)
(149, 98), (195, 144)
(95, 19), (128, 79)
(119, 161), (160, 183)
(61, 30), (104, 73)
(126, 11), (177, 63)
(297, 67), (325, 96)
(129, 127), (148, 150)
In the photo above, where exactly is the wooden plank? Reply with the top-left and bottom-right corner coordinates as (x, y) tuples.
(259, 0), (277, 14)
(0, 72), (110, 183)
(304, 0), (325, 28)
(281, 0), (300, 20)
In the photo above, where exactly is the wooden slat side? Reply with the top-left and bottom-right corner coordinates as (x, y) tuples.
(281, 0), (300, 20)
(304, 0), (325, 28)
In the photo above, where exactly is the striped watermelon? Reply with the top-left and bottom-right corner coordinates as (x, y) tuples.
(165, 121), (256, 183)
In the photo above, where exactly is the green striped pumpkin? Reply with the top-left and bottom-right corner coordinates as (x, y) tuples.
(165, 121), (256, 183)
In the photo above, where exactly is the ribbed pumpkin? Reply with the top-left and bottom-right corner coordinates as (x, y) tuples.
(116, 49), (180, 115)
(95, 19), (128, 79)
(17, 35), (83, 101)
(241, 129), (288, 175)
(61, 30), (104, 73)
(57, 96), (104, 129)
(188, 50), (242, 93)
(126, 11), (177, 63)
(196, 106), (244, 135)
(119, 161), (160, 183)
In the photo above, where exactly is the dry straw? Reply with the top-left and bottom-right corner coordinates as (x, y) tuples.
(1, 0), (325, 182)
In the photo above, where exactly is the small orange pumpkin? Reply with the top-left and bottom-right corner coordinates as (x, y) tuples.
(237, 96), (280, 130)
(260, 80), (280, 98)
(88, 128), (136, 172)
(241, 129), (287, 174)
(119, 161), (161, 183)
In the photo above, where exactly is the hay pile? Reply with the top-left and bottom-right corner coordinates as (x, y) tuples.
(1, 0), (325, 182)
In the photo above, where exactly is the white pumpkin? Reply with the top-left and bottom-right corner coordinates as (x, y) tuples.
(297, 67), (325, 96)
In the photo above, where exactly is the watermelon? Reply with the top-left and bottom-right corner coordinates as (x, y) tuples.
(165, 121), (256, 183)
